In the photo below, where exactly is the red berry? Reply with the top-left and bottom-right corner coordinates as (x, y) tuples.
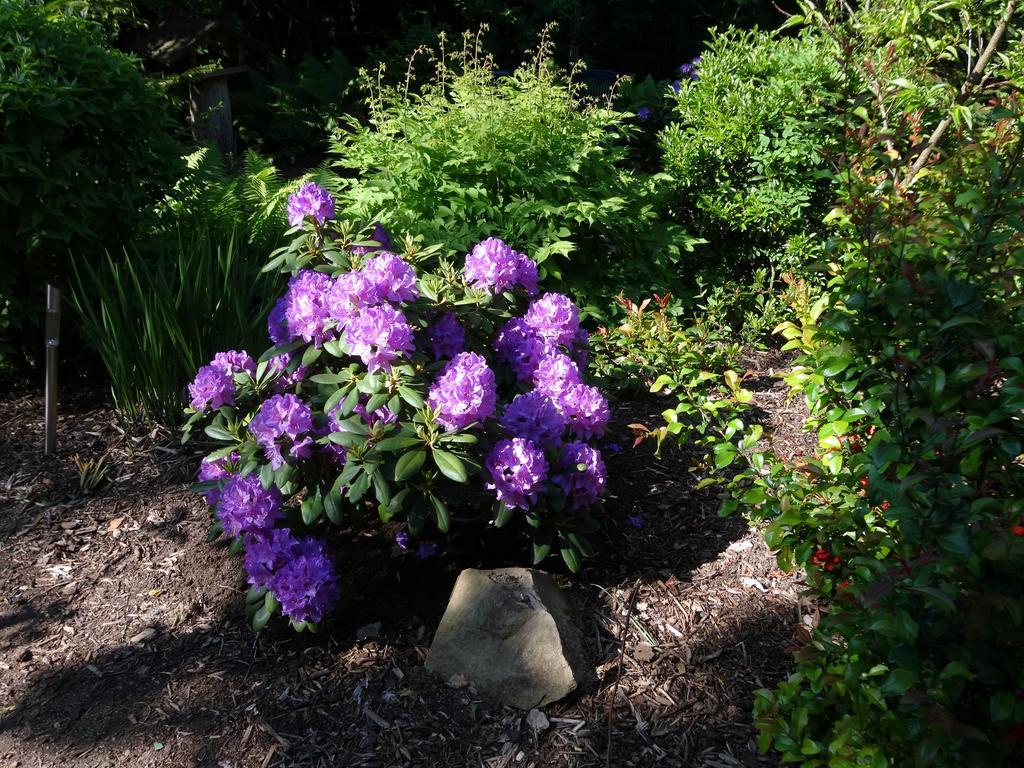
(881, 501), (890, 511)
(859, 476), (869, 488)
(1012, 525), (1024, 537)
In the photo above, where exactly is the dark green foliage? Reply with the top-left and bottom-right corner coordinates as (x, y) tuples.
(0, 1), (182, 363)
(233, 50), (357, 167)
(332, 31), (697, 311)
(706, 2), (1024, 764)
(71, 231), (275, 426)
(659, 27), (845, 277)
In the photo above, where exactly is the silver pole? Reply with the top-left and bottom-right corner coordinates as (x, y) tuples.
(44, 284), (61, 456)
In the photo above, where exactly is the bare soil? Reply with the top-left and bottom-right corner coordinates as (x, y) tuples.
(0, 364), (811, 768)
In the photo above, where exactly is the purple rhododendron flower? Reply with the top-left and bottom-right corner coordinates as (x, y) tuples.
(284, 270), (339, 346)
(523, 293), (581, 348)
(212, 350), (256, 376)
(216, 474), (283, 537)
(500, 391), (565, 448)
(328, 270), (372, 320)
(249, 393), (314, 469)
(428, 352), (497, 431)
(197, 451), (239, 507)
(554, 441), (606, 509)
(494, 317), (548, 381)
(558, 384), (610, 440)
(188, 364), (235, 411)
(485, 438), (548, 510)
(533, 351), (583, 397)
(360, 252), (419, 304)
(671, 80), (681, 93)
(395, 531), (411, 552)
(243, 528), (300, 589)
(351, 222), (393, 258)
(464, 238), (539, 295)
(344, 304), (415, 372)
(637, 106), (650, 120)
(268, 297), (290, 344)
(426, 312), (465, 360)
(287, 182), (335, 229)
(270, 537), (340, 624)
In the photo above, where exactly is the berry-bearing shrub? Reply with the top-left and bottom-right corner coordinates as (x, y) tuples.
(184, 183), (610, 632)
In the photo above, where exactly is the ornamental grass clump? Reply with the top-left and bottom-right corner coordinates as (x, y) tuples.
(185, 184), (609, 632)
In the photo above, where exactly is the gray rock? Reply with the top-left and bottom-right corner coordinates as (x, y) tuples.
(425, 567), (588, 709)
(525, 708), (550, 733)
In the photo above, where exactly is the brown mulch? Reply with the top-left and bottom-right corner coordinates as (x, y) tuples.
(0, 363), (812, 768)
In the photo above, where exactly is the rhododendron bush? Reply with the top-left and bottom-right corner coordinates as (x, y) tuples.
(184, 183), (609, 632)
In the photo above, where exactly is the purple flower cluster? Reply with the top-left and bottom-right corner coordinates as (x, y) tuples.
(344, 303), (415, 372)
(637, 106), (651, 121)
(243, 529), (339, 624)
(360, 252), (419, 304)
(428, 352), (497, 431)
(524, 293), (580, 347)
(533, 352), (609, 439)
(554, 441), (607, 509)
(188, 349), (255, 412)
(493, 292), (588, 382)
(217, 474), (283, 537)
(500, 391), (565, 448)
(282, 270), (341, 346)
(287, 182), (335, 229)
(486, 438), (549, 510)
(464, 238), (539, 295)
(249, 393), (314, 469)
(493, 317), (547, 381)
(426, 312), (465, 360)
(197, 452), (239, 507)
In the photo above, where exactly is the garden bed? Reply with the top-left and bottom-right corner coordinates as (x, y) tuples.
(0, 364), (809, 768)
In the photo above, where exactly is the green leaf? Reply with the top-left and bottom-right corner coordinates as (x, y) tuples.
(433, 449), (467, 483)
(494, 503), (514, 527)
(252, 606), (271, 633)
(429, 493), (450, 532)
(374, 436), (422, 452)
(204, 424), (235, 442)
(560, 545), (581, 573)
(991, 691), (1015, 721)
(394, 449), (427, 481)
(301, 496), (322, 525)
(880, 668), (917, 696)
(398, 385), (424, 408)
(532, 541), (552, 564)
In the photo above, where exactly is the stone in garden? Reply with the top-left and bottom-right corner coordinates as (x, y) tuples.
(425, 567), (588, 709)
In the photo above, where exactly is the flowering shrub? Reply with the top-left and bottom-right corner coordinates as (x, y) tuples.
(704, 2), (1024, 764)
(185, 185), (609, 631)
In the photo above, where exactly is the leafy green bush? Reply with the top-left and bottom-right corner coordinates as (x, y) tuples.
(659, 26), (844, 277)
(158, 146), (340, 256)
(0, 1), (181, 364)
(706, 2), (1024, 764)
(332, 30), (696, 310)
